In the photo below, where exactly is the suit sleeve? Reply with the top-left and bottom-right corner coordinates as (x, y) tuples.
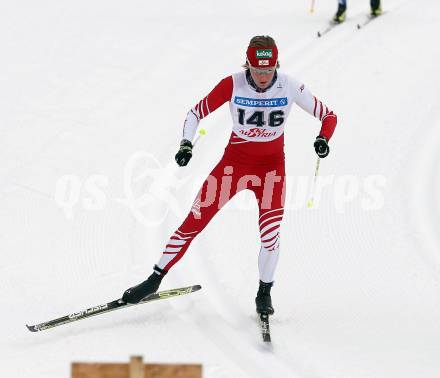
(182, 76), (233, 142)
(291, 78), (338, 140)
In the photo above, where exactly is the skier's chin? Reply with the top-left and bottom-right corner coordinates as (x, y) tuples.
(257, 81), (269, 89)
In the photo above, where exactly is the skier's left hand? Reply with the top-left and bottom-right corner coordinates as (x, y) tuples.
(314, 136), (329, 158)
(175, 139), (193, 166)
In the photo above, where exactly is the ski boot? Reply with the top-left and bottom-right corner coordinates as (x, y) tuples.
(370, 0), (382, 17)
(122, 266), (166, 304)
(255, 280), (275, 315)
(333, 3), (347, 24)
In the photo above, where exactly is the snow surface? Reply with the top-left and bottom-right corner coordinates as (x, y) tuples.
(1, 0), (440, 377)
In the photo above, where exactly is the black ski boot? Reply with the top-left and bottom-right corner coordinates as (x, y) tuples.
(122, 266), (166, 304)
(255, 280), (274, 315)
(370, 0), (382, 16)
(333, 3), (347, 24)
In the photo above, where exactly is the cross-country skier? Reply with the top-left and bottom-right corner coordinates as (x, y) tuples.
(334, 0), (382, 23)
(122, 35), (338, 315)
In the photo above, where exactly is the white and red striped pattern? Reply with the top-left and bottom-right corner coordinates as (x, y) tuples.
(259, 208), (284, 251)
(193, 96), (210, 121)
(163, 229), (198, 255)
(313, 96), (332, 121)
(157, 229), (199, 271)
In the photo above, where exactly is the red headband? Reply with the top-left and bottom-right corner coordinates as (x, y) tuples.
(246, 46), (278, 68)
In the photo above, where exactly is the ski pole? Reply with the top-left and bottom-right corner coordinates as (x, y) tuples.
(307, 157), (320, 208)
(192, 128), (207, 148)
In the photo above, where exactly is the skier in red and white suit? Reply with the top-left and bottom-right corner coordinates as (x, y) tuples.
(122, 36), (337, 315)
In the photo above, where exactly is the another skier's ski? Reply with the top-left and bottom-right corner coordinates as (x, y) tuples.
(259, 313), (271, 342)
(26, 285), (201, 332)
(317, 22), (339, 38)
(356, 11), (387, 29)
(318, 10), (385, 37)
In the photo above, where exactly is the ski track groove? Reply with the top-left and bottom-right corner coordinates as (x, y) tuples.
(402, 107), (440, 278)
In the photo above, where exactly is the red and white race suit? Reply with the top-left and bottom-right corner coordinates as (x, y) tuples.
(155, 71), (337, 283)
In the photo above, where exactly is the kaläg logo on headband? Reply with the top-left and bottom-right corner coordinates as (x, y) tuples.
(256, 49), (273, 58)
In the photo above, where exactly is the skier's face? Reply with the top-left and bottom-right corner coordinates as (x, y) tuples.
(249, 66), (276, 90)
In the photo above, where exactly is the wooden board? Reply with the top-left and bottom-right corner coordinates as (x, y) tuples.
(72, 358), (202, 378)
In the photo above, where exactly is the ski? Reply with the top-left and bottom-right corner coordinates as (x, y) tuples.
(356, 11), (386, 29)
(317, 22), (339, 38)
(26, 285), (201, 332)
(318, 10), (385, 37)
(259, 313), (271, 342)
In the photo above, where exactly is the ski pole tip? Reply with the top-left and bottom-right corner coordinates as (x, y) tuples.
(26, 324), (37, 332)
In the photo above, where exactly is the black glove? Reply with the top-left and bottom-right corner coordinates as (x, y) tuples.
(314, 136), (330, 158)
(175, 139), (193, 166)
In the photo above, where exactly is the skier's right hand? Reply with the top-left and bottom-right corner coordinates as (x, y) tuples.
(175, 139), (193, 166)
(314, 136), (330, 158)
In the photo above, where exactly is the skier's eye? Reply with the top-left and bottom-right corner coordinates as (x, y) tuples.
(249, 67), (276, 75)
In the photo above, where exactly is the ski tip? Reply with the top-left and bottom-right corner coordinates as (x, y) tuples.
(193, 284), (202, 292)
(26, 324), (37, 332)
